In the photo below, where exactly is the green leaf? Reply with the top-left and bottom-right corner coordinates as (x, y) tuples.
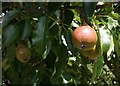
(49, 22), (59, 37)
(24, 2), (45, 18)
(110, 11), (119, 19)
(42, 38), (51, 59)
(2, 10), (20, 28)
(51, 76), (63, 84)
(45, 51), (56, 70)
(48, 2), (62, 13)
(51, 44), (68, 79)
(32, 16), (48, 58)
(6, 43), (16, 63)
(107, 17), (119, 30)
(19, 65), (36, 84)
(21, 21), (32, 40)
(91, 56), (104, 82)
(99, 26), (111, 53)
(13, 62), (36, 84)
(83, 2), (97, 21)
(99, 26), (114, 57)
(2, 58), (10, 71)
(4, 64), (19, 84)
(113, 30), (119, 58)
(63, 9), (74, 29)
(31, 70), (42, 84)
(2, 24), (19, 48)
(64, 30), (76, 55)
(64, 30), (72, 51)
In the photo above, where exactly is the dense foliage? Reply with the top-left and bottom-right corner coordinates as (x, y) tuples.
(2, 2), (120, 85)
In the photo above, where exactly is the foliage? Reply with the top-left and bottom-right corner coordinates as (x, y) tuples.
(2, 2), (120, 85)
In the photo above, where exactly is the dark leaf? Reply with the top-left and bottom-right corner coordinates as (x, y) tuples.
(49, 24), (59, 37)
(24, 2), (47, 18)
(64, 30), (76, 55)
(44, 51), (56, 73)
(32, 16), (48, 58)
(63, 9), (74, 29)
(2, 10), (20, 28)
(6, 43), (16, 63)
(21, 21), (32, 40)
(42, 38), (52, 59)
(52, 44), (68, 79)
(47, 2), (63, 13)
(4, 65), (19, 84)
(2, 24), (19, 48)
(83, 2), (97, 22)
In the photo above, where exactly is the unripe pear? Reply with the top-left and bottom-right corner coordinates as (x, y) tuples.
(72, 25), (97, 51)
(16, 44), (31, 63)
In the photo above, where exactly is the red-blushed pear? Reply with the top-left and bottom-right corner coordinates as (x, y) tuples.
(72, 25), (97, 51)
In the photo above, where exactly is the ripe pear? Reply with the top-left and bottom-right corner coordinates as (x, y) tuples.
(72, 25), (97, 51)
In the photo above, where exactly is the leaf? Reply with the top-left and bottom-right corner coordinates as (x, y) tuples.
(49, 22), (59, 37)
(99, 26), (111, 53)
(2, 24), (19, 48)
(107, 17), (119, 30)
(18, 64), (36, 84)
(6, 43), (16, 63)
(2, 58), (10, 71)
(45, 51), (56, 70)
(2, 10), (20, 28)
(4, 64), (19, 84)
(51, 44), (68, 79)
(51, 76), (63, 84)
(32, 16), (48, 58)
(21, 21), (32, 40)
(24, 2), (44, 18)
(42, 38), (51, 59)
(91, 56), (104, 82)
(63, 9), (74, 29)
(31, 70), (42, 84)
(64, 30), (72, 51)
(99, 26), (114, 57)
(110, 11), (119, 19)
(83, 2), (97, 21)
(47, 2), (62, 13)
(64, 30), (76, 55)
(112, 27), (119, 57)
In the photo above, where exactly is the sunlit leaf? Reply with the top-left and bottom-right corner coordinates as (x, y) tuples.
(99, 26), (111, 53)
(107, 17), (119, 29)
(110, 11), (119, 19)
